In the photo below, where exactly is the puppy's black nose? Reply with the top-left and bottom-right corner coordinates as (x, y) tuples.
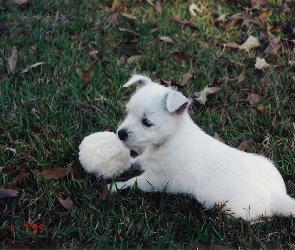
(118, 129), (128, 141)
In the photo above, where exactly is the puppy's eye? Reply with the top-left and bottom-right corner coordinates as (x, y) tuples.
(142, 118), (153, 127)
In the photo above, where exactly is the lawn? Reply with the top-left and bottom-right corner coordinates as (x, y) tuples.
(1, 0), (295, 248)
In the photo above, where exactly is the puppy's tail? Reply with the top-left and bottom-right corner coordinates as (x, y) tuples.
(123, 74), (152, 87)
(273, 193), (295, 217)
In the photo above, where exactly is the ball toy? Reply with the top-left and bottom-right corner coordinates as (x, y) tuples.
(79, 131), (130, 179)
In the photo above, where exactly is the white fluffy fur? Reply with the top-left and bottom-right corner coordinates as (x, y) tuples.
(79, 132), (130, 179)
(109, 74), (295, 221)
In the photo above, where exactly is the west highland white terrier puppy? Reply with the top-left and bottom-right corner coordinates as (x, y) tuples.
(109, 74), (295, 221)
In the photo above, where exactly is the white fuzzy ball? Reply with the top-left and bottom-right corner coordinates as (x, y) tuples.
(79, 132), (130, 179)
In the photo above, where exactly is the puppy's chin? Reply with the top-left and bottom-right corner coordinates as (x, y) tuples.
(123, 141), (144, 154)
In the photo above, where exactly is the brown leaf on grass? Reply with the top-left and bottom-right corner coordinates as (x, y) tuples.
(154, 0), (162, 15)
(121, 12), (137, 20)
(159, 36), (174, 43)
(108, 12), (119, 24)
(102, 182), (111, 201)
(255, 104), (266, 115)
(76, 64), (95, 89)
(238, 140), (252, 151)
(8, 47), (18, 73)
(171, 52), (188, 62)
(282, 174), (295, 183)
(214, 132), (225, 144)
(170, 11), (181, 22)
(214, 14), (230, 28)
(258, 10), (273, 22)
(88, 51), (102, 61)
(223, 42), (239, 50)
(40, 167), (72, 180)
(180, 72), (193, 87)
(117, 55), (126, 65)
(264, 37), (281, 55)
(189, 3), (203, 17)
(7, 241), (29, 250)
(246, 93), (262, 105)
(238, 35), (260, 52)
(251, 0), (269, 10)
(269, 24), (282, 34)
(238, 70), (246, 83)
(194, 86), (222, 105)
(106, 40), (121, 51)
(20, 62), (45, 74)
(7, 0), (29, 8)
(111, 0), (121, 11)
(127, 55), (142, 64)
(0, 188), (18, 198)
(9, 170), (28, 187)
(255, 57), (270, 69)
(229, 13), (262, 28)
(170, 11), (190, 25)
(283, 1), (293, 13)
(210, 77), (225, 87)
(57, 196), (73, 209)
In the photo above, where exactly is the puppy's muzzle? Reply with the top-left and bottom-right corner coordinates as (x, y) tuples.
(118, 129), (128, 141)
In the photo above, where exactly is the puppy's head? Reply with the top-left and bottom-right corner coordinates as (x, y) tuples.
(117, 74), (190, 152)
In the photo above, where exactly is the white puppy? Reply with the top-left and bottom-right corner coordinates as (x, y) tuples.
(110, 74), (295, 221)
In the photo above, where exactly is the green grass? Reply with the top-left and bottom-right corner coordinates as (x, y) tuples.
(1, 0), (295, 248)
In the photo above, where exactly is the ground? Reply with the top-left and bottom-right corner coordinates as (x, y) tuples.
(1, 0), (295, 248)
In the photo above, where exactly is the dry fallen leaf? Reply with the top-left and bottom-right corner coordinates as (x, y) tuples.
(127, 55), (142, 64)
(40, 167), (72, 180)
(223, 42), (240, 50)
(252, 0), (269, 10)
(255, 57), (270, 69)
(20, 62), (45, 74)
(189, 3), (203, 17)
(180, 72), (193, 87)
(117, 55), (126, 65)
(8, 47), (18, 73)
(88, 51), (101, 61)
(214, 13), (230, 28)
(154, 0), (162, 15)
(255, 104), (266, 115)
(171, 52), (188, 62)
(258, 10), (273, 21)
(9, 170), (28, 187)
(230, 13), (262, 28)
(159, 36), (174, 43)
(7, 241), (29, 250)
(246, 93), (262, 105)
(0, 188), (18, 198)
(111, 0), (120, 11)
(238, 70), (246, 83)
(194, 86), (222, 105)
(76, 64), (95, 89)
(238, 35), (260, 52)
(102, 182), (111, 201)
(283, 1), (293, 13)
(238, 140), (252, 151)
(214, 132), (225, 144)
(57, 196), (73, 209)
(121, 12), (137, 20)
(108, 12), (119, 24)
(7, 0), (28, 6)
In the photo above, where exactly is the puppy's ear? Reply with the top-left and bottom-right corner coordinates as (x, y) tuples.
(166, 90), (190, 115)
(123, 74), (152, 88)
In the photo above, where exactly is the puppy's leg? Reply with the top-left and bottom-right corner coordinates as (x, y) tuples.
(108, 174), (155, 193)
